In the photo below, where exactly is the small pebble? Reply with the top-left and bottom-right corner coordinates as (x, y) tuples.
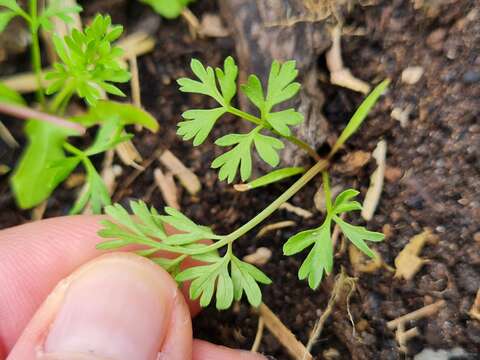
(402, 66), (424, 84)
(463, 70), (480, 84)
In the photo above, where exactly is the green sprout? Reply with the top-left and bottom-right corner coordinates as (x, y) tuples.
(140, 0), (194, 19)
(0, 2), (159, 213)
(97, 58), (390, 309)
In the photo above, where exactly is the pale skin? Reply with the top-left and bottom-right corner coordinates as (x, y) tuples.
(0, 216), (266, 360)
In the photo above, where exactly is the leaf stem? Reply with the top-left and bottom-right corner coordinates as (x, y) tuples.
(322, 171), (333, 213)
(0, 101), (86, 134)
(227, 105), (320, 161)
(29, 0), (45, 107)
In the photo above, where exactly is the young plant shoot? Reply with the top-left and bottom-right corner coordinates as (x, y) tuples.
(0, 2), (159, 213)
(98, 56), (390, 310)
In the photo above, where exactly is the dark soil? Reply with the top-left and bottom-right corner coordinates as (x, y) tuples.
(1, 0), (479, 359)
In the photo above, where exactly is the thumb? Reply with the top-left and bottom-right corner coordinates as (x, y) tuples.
(8, 253), (192, 360)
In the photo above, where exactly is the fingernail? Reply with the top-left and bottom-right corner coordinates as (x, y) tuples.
(40, 255), (174, 360)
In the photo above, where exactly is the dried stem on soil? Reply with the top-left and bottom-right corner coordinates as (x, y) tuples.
(256, 220), (296, 238)
(257, 303), (313, 360)
(251, 315), (265, 353)
(387, 300), (446, 330)
(158, 150), (201, 195)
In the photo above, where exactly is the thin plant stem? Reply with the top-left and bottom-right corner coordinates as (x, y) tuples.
(322, 171), (333, 213)
(0, 102), (86, 134)
(29, 0), (45, 107)
(227, 105), (320, 161)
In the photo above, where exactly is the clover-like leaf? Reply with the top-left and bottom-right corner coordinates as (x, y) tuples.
(215, 56), (238, 105)
(231, 256), (271, 307)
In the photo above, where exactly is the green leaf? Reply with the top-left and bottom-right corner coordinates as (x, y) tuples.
(230, 256), (269, 307)
(160, 207), (219, 245)
(235, 167), (304, 191)
(178, 107), (226, 146)
(334, 216), (384, 259)
(212, 132), (255, 183)
(253, 132), (284, 167)
(266, 60), (300, 111)
(215, 56), (238, 105)
(177, 58), (224, 104)
(331, 79), (390, 154)
(0, 0), (22, 13)
(240, 75), (265, 114)
(216, 263), (234, 310)
(265, 109), (303, 137)
(140, 0), (193, 19)
(0, 10), (16, 32)
(10, 121), (74, 209)
(284, 220), (333, 290)
(69, 159), (111, 214)
(39, 0), (82, 32)
(73, 100), (159, 132)
(332, 189), (362, 214)
(0, 82), (25, 105)
(46, 15), (130, 106)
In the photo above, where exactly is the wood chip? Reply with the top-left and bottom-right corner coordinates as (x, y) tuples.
(158, 150), (201, 195)
(129, 55), (142, 108)
(401, 66), (424, 85)
(257, 303), (313, 360)
(199, 13), (229, 37)
(469, 288), (480, 321)
(115, 139), (143, 169)
(326, 25), (370, 94)
(361, 140), (387, 221)
(280, 202), (313, 219)
(257, 220), (296, 238)
(0, 120), (19, 148)
(387, 300), (446, 330)
(243, 247), (272, 266)
(1, 32), (155, 93)
(154, 168), (180, 210)
(394, 228), (439, 281)
(349, 245), (383, 273)
(384, 166), (403, 183)
(391, 105), (413, 128)
(64, 173), (86, 189)
(333, 150), (371, 175)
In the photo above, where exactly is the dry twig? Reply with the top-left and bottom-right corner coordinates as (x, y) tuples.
(258, 303), (313, 360)
(251, 316), (265, 353)
(154, 167), (180, 210)
(387, 300), (446, 330)
(158, 150), (201, 195)
(279, 202), (313, 219)
(361, 140), (386, 221)
(257, 220), (296, 238)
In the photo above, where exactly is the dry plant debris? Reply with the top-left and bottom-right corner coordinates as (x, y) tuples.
(158, 150), (201, 195)
(257, 220), (296, 238)
(401, 66), (424, 85)
(115, 138), (143, 169)
(251, 315), (265, 353)
(154, 167), (180, 210)
(279, 202), (313, 219)
(387, 300), (446, 352)
(391, 105), (413, 128)
(0, 164), (10, 175)
(0, 120), (18, 148)
(469, 288), (480, 321)
(305, 269), (357, 354)
(333, 150), (371, 175)
(257, 303), (313, 360)
(243, 247), (272, 266)
(361, 140), (387, 221)
(394, 228), (439, 280)
(31, 201), (47, 221)
(326, 25), (371, 94)
(181, 7), (201, 39)
(199, 13), (229, 38)
(348, 245), (383, 273)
